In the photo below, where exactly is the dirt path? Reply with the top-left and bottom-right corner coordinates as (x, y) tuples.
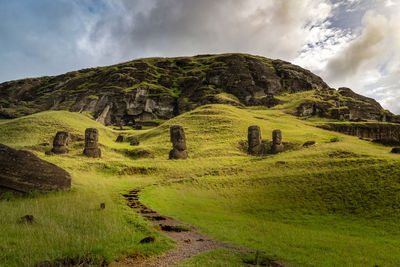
(111, 189), (285, 267)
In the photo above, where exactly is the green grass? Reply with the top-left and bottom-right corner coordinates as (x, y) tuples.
(0, 104), (399, 266)
(176, 248), (250, 267)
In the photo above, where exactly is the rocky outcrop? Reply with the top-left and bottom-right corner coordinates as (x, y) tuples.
(0, 144), (71, 195)
(297, 88), (397, 122)
(0, 54), (329, 125)
(319, 123), (400, 145)
(1, 53), (397, 125)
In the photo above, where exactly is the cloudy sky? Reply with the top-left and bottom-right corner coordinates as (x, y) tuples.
(1, 0), (400, 112)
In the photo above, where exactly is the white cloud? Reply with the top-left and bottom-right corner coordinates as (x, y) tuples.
(79, 0), (334, 63)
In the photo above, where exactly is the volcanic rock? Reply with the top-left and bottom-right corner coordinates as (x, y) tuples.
(0, 144), (71, 195)
(319, 123), (400, 145)
(391, 148), (400, 154)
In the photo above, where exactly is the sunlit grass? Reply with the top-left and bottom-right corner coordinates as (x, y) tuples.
(0, 103), (399, 266)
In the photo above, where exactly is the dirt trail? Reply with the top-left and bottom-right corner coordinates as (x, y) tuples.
(112, 189), (285, 267)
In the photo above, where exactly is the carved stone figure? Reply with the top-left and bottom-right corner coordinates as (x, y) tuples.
(169, 125), (188, 159)
(271, 129), (284, 154)
(248, 126), (264, 155)
(83, 128), (101, 158)
(51, 131), (70, 154)
(0, 144), (71, 195)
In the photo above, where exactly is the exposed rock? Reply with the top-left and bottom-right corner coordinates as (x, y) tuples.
(319, 123), (400, 145)
(391, 148), (400, 154)
(271, 130), (284, 154)
(116, 135), (124, 143)
(18, 215), (35, 224)
(50, 131), (70, 154)
(248, 125), (264, 155)
(169, 125), (188, 159)
(297, 88), (394, 122)
(303, 141), (316, 147)
(0, 144), (71, 195)
(83, 128), (101, 158)
(130, 139), (140, 146)
(0, 54), (331, 125)
(95, 104), (111, 125)
(139, 236), (155, 244)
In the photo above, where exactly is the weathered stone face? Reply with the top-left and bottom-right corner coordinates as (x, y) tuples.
(85, 128), (98, 148)
(51, 131), (70, 154)
(0, 144), (71, 195)
(248, 125), (264, 155)
(170, 125), (187, 151)
(271, 129), (284, 154)
(272, 130), (282, 145)
(83, 128), (101, 158)
(169, 125), (188, 159)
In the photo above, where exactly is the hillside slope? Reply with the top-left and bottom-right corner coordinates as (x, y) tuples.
(1, 53), (398, 126)
(0, 105), (399, 266)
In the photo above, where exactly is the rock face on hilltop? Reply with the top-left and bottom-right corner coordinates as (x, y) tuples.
(0, 53), (397, 126)
(319, 123), (400, 145)
(0, 144), (71, 195)
(0, 54), (329, 125)
(297, 87), (399, 122)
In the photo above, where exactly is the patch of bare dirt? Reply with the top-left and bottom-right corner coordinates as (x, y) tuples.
(111, 189), (287, 267)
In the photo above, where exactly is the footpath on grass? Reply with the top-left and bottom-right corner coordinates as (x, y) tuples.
(111, 188), (288, 267)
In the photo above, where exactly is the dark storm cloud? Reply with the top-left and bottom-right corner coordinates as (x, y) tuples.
(84, 0), (332, 61)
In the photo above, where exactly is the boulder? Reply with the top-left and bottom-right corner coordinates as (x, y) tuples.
(116, 135), (124, 143)
(0, 144), (71, 195)
(130, 139), (140, 146)
(303, 141), (316, 147)
(391, 148), (400, 154)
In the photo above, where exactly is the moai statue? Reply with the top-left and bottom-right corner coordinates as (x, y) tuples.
(271, 129), (284, 154)
(50, 131), (70, 154)
(248, 126), (264, 155)
(169, 125), (188, 159)
(83, 128), (101, 158)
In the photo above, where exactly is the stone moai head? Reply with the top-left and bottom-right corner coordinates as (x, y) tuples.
(85, 128), (99, 148)
(170, 125), (186, 151)
(272, 130), (282, 145)
(248, 126), (262, 148)
(53, 131), (70, 147)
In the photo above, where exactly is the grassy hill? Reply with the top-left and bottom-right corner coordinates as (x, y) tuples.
(0, 103), (399, 266)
